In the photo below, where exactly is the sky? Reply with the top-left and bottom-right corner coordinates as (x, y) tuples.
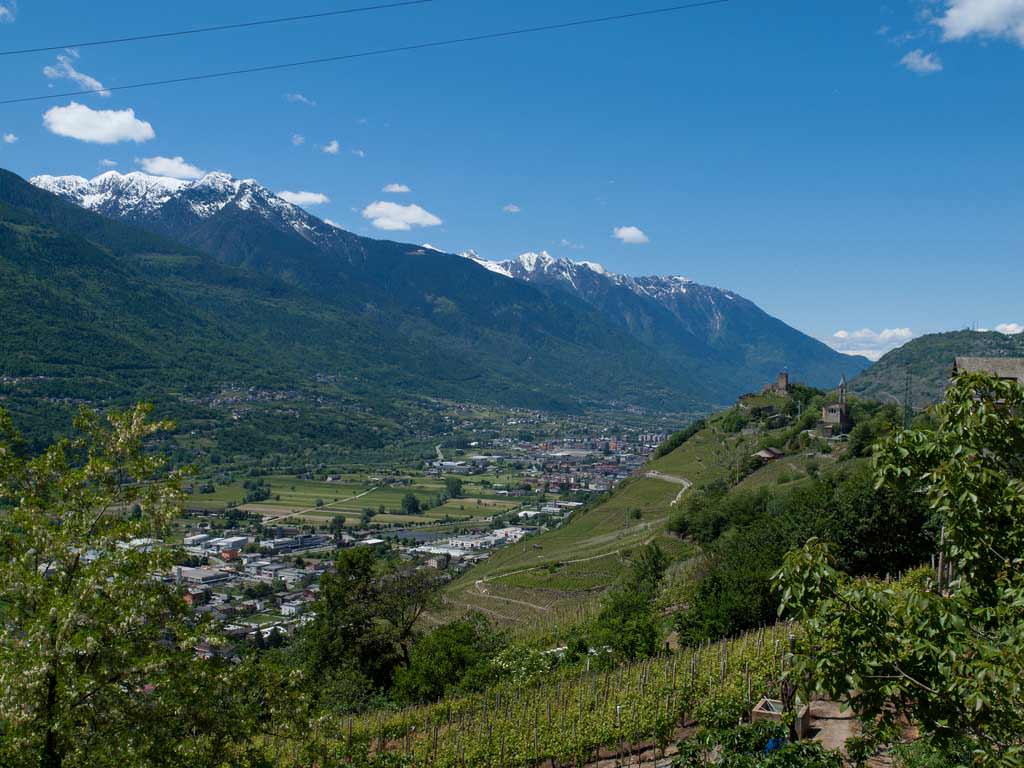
(1, 0), (1023, 360)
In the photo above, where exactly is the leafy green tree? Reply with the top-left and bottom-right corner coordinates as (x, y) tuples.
(301, 548), (398, 692)
(401, 492), (422, 516)
(774, 373), (1024, 766)
(592, 543), (668, 660)
(444, 477), (464, 498)
(392, 615), (501, 703)
(0, 405), (250, 768)
(300, 548), (439, 702)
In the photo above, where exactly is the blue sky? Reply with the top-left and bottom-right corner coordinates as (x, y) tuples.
(1, 0), (1023, 359)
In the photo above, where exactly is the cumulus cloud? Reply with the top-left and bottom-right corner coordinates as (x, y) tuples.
(137, 155), (206, 180)
(278, 190), (330, 206)
(560, 238), (584, 250)
(0, 1), (16, 23)
(43, 54), (110, 96)
(291, 133), (305, 146)
(99, 158), (117, 167)
(829, 327), (915, 360)
(503, 203), (521, 213)
(2, 132), (16, 144)
(383, 183), (411, 193)
(42, 102), (155, 144)
(996, 322), (1024, 334)
(361, 201), (442, 231)
(612, 225), (649, 244)
(900, 49), (943, 74)
(351, 148), (365, 158)
(936, 0), (1024, 45)
(322, 140), (340, 155)
(285, 92), (316, 106)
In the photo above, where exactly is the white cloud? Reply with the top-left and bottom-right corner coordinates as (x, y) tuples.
(900, 49), (944, 74)
(936, 0), (1024, 45)
(612, 225), (649, 244)
(42, 102), (155, 144)
(99, 158), (117, 167)
(503, 203), (521, 213)
(137, 155), (206, 180)
(383, 183), (411, 193)
(285, 93), (316, 106)
(560, 238), (584, 250)
(995, 322), (1024, 335)
(2, 132), (16, 144)
(361, 201), (442, 231)
(278, 190), (330, 206)
(322, 140), (340, 155)
(829, 327), (915, 361)
(351, 148), (365, 158)
(0, 1), (16, 23)
(291, 133), (305, 146)
(43, 54), (110, 96)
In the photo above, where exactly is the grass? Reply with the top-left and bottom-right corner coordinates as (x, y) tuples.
(187, 473), (529, 522)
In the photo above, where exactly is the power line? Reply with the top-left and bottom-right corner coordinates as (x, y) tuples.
(0, 0), (435, 57)
(0, 0), (730, 106)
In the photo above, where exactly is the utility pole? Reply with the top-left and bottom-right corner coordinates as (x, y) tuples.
(903, 365), (913, 429)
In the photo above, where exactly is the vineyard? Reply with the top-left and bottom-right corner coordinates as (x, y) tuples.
(272, 623), (799, 767)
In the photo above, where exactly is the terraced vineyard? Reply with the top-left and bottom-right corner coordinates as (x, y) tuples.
(437, 423), (738, 626)
(271, 623), (798, 766)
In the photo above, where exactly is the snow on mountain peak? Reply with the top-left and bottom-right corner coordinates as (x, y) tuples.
(515, 251), (557, 272)
(31, 170), (188, 216)
(460, 249), (513, 278)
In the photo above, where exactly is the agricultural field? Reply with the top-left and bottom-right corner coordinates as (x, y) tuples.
(186, 472), (531, 527)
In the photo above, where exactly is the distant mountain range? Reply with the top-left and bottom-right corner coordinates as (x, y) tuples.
(850, 330), (1024, 408)
(5, 168), (866, 451)
(458, 249), (869, 393)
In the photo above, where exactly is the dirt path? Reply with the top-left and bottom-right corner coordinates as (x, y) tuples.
(473, 580), (552, 612)
(644, 471), (692, 506)
(481, 550), (624, 584)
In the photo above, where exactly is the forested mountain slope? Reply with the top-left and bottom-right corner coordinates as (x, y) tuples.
(850, 330), (1024, 407)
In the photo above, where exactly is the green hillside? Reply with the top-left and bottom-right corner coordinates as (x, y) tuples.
(850, 329), (1024, 408)
(440, 383), (906, 634)
(0, 168), (706, 458)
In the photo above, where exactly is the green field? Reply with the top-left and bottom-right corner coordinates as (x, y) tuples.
(186, 472), (528, 527)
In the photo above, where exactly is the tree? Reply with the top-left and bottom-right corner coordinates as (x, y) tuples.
(0, 405), (247, 768)
(444, 477), (464, 499)
(392, 615), (501, 703)
(401, 492), (422, 515)
(301, 547), (397, 692)
(774, 373), (1024, 765)
(300, 548), (439, 700)
(592, 543), (669, 660)
(328, 514), (348, 541)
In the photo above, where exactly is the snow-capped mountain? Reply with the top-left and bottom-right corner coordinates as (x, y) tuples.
(31, 170), (342, 253)
(458, 250), (870, 389)
(28, 168), (868, 396)
(462, 250), (747, 337)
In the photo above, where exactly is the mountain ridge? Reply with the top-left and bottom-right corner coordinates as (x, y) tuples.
(851, 329), (1024, 408)
(27, 168), (867, 405)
